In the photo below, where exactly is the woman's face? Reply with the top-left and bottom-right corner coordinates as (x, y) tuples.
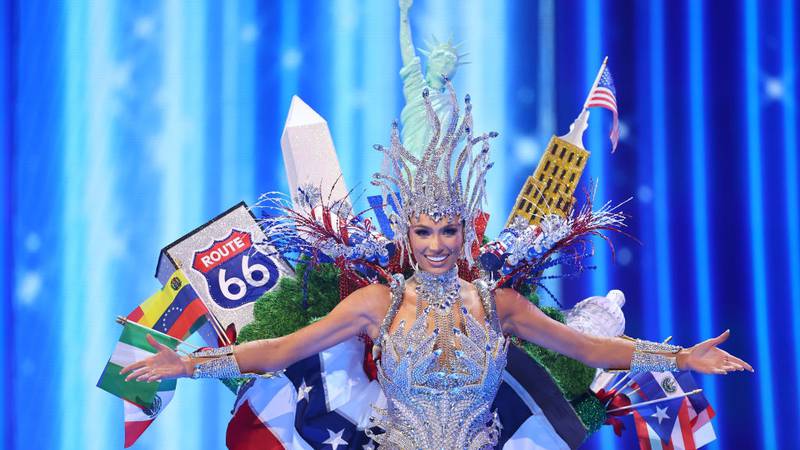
(408, 214), (464, 274)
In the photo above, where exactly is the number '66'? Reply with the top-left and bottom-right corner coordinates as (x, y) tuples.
(218, 254), (270, 301)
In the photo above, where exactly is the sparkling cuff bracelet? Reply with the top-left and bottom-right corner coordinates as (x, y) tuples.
(630, 351), (678, 372)
(629, 339), (683, 372)
(190, 346), (257, 379)
(634, 339), (682, 354)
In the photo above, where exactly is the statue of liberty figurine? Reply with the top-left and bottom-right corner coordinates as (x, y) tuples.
(399, 0), (468, 156)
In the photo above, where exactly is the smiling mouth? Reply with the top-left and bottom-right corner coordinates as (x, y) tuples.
(425, 254), (449, 263)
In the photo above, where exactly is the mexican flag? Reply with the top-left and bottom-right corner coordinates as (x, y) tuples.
(99, 269), (219, 447)
(121, 380), (176, 448)
(96, 321), (180, 409)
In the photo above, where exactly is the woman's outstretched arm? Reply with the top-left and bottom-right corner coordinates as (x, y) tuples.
(121, 283), (390, 382)
(494, 288), (753, 374)
(399, 0), (416, 66)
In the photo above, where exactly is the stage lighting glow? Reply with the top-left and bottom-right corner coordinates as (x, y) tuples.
(584, 3), (615, 450)
(687, 0), (719, 435)
(649, 0), (674, 342)
(781, 0), (800, 435)
(744, 0), (776, 448)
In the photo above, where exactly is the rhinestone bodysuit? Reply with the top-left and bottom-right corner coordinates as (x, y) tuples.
(367, 273), (509, 450)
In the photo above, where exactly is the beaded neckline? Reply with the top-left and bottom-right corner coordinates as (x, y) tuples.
(412, 266), (460, 312)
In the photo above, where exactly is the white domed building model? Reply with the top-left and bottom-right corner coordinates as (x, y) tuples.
(565, 289), (627, 338)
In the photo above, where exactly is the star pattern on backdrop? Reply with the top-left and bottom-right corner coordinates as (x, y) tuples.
(322, 428), (348, 450)
(296, 379), (313, 403)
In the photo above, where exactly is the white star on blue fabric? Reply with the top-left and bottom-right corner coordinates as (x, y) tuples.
(651, 405), (670, 424)
(362, 441), (375, 450)
(323, 428), (348, 450)
(297, 379), (313, 403)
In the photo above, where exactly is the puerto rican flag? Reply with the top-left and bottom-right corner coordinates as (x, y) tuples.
(227, 342), (587, 450)
(632, 372), (717, 450)
(634, 397), (716, 450)
(591, 369), (717, 450)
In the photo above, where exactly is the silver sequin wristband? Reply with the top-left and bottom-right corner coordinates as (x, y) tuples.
(634, 338), (682, 354)
(190, 346), (257, 379)
(630, 351), (678, 372)
(630, 339), (682, 372)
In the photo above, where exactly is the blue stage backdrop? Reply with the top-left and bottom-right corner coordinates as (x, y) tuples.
(1, 1), (797, 449)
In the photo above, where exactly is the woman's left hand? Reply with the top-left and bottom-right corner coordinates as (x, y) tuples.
(680, 330), (754, 374)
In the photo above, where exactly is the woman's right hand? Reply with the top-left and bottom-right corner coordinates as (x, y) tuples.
(120, 334), (193, 382)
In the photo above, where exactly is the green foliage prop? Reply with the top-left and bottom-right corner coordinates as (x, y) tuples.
(237, 263), (340, 344)
(572, 393), (607, 433)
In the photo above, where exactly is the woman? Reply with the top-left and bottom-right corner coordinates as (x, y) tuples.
(121, 85), (751, 449)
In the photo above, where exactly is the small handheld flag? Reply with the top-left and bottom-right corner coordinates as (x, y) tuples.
(593, 369), (718, 450)
(96, 320), (181, 408)
(126, 269), (211, 341)
(584, 57), (620, 152)
(98, 269), (220, 447)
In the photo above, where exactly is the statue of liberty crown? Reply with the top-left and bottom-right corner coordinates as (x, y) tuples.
(371, 80), (498, 265)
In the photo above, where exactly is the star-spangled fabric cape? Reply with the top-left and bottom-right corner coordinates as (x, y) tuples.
(227, 339), (587, 450)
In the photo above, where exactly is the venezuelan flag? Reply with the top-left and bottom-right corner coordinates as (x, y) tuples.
(127, 269), (210, 341)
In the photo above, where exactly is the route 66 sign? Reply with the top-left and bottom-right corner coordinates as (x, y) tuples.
(156, 202), (293, 334)
(192, 229), (279, 309)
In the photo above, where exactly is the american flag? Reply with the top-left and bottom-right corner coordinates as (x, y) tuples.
(586, 66), (620, 152)
(227, 342), (588, 449)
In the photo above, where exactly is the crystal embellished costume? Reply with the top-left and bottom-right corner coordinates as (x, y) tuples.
(97, 2), (725, 446)
(248, 80), (632, 450)
(366, 269), (509, 450)
(249, 81), (630, 449)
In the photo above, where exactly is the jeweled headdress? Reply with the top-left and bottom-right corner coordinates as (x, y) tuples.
(371, 81), (498, 265)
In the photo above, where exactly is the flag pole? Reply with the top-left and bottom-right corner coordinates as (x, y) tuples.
(206, 309), (233, 346)
(603, 373), (632, 407)
(116, 316), (201, 351)
(582, 56), (609, 111)
(607, 388), (704, 414)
